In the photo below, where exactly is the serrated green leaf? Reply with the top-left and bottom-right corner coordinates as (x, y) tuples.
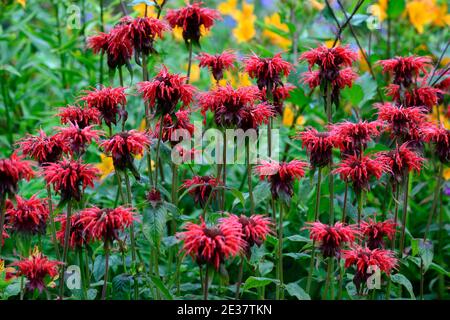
(391, 274), (415, 299)
(285, 282), (310, 300)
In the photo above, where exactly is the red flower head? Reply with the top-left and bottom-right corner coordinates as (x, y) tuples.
(333, 154), (386, 193)
(376, 102), (427, 142)
(197, 50), (236, 81)
(153, 110), (194, 145)
(297, 128), (341, 168)
(100, 130), (150, 180)
(138, 66), (195, 116)
(56, 212), (90, 249)
(17, 130), (69, 165)
(12, 250), (61, 293)
(306, 221), (358, 258)
(182, 175), (221, 207)
(434, 68), (450, 93)
(331, 121), (381, 156)
(127, 16), (170, 56)
(255, 159), (308, 200)
(377, 55), (431, 88)
(57, 105), (101, 129)
(77, 206), (136, 243)
(57, 123), (102, 156)
(386, 84), (443, 111)
(422, 125), (450, 163)
(87, 32), (109, 55)
(106, 24), (133, 69)
(343, 246), (397, 290)
(244, 53), (293, 91)
(376, 143), (424, 183)
(177, 217), (244, 270)
(300, 45), (359, 70)
(42, 158), (98, 202)
(220, 214), (272, 257)
(0, 154), (34, 199)
(80, 86), (127, 128)
(6, 195), (48, 235)
(146, 188), (162, 208)
(166, 2), (221, 46)
(360, 219), (396, 249)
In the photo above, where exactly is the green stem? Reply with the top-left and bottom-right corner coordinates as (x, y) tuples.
(186, 40), (193, 84)
(322, 257), (333, 300)
(235, 258), (244, 299)
(314, 168), (322, 221)
(154, 115), (164, 187)
(53, 0), (66, 89)
(203, 265), (209, 300)
(78, 248), (87, 300)
(424, 163), (443, 242)
(222, 130), (227, 211)
(386, 184), (400, 300)
(246, 143), (255, 214)
(47, 185), (61, 260)
(276, 202), (284, 300)
(341, 182), (348, 223)
(399, 174), (410, 257)
(59, 200), (73, 299)
(357, 190), (363, 227)
(101, 240), (110, 300)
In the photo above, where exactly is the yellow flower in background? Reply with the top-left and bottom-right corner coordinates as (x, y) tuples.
(16, 0), (26, 7)
(263, 13), (291, 49)
(443, 167), (450, 180)
(232, 2), (256, 43)
(282, 106), (305, 127)
(432, 3), (450, 27)
(173, 25), (209, 42)
(185, 63), (200, 83)
(218, 0), (239, 19)
(96, 154), (114, 180)
(227, 71), (252, 88)
(325, 39), (338, 48)
(406, 0), (436, 34)
(133, 3), (157, 17)
(428, 105), (450, 129)
(139, 119), (147, 132)
(296, 115), (305, 126)
(368, 0), (387, 22)
(309, 0), (325, 11)
(358, 49), (370, 72)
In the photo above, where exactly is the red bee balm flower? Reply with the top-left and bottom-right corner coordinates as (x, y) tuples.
(18, 130), (69, 165)
(377, 56), (431, 87)
(166, 2), (221, 46)
(0, 154), (34, 199)
(331, 121), (381, 156)
(255, 160), (308, 200)
(138, 66), (195, 116)
(42, 158), (98, 202)
(386, 84), (442, 111)
(81, 86), (127, 128)
(6, 195), (49, 235)
(343, 246), (397, 290)
(333, 155), (386, 193)
(177, 217), (244, 270)
(244, 53), (293, 90)
(306, 221), (358, 258)
(153, 110), (194, 145)
(12, 251), (61, 292)
(297, 128), (341, 168)
(56, 213), (90, 248)
(197, 50), (236, 81)
(360, 219), (396, 249)
(100, 130), (150, 180)
(77, 206), (135, 243)
(300, 45), (359, 70)
(182, 175), (222, 207)
(58, 123), (102, 156)
(422, 125), (450, 163)
(57, 105), (101, 129)
(220, 214), (272, 257)
(267, 83), (295, 115)
(127, 16), (170, 56)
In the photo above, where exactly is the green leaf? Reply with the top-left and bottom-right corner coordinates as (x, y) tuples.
(230, 188), (245, 209)
(387, 0), (406, 19)
(143, 204), (167, 247)
(285, 282), (310, 300)
(286, 235), (311, 243)
(391, 274), (416, 299)
(341, 84), (364, 106)
(258, 260), (274, 276)
(243, 277), (279, 291)
(0, 64), (21, 77)
(150, 276), (173, 300)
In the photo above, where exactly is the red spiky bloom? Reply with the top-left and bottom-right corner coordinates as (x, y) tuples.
(87, 32), (109, 55)
(56, 212), (90, 248)
(422, 125), (450, 163)
(255, 160), (308, 200)
(12, 251), (61, 292)
(333, 154), (386, 193)
(265, 83), (295, 115)
(6, 195), (48, 235)
(385, 84), (443, 111)
(166, 2), (221, 46)
(220, 214), (272, 257)
(376, 102), (427, 142)
(376, 143), (424, 183)
(100, 130), (150, 180)
(360, 219), (396, 249)
(377, 55), (431, 87)
(153, 110), (194, 145)
(434, 68), (450, 93)
(127, 16), (170, 56)
(182, 175), (222, 207)
(137, 66), (195, 116)
(57, 105), (101, 128)
(306, 221), (358, 258)
(81, 86), (127, 128)
(57, 123), (102, 156)
(297, 128), (341, 168)
(177, 217), (244, 270)
(0, 154), (34, 199)
(105, 24), (133, 69)
(17, 130), (69, 165)
(244, 53), (293, 91)
(342, 246), (397, 290)
(146, 188), (162, 208)
(197, 50), (236, 81)
(42, 158), (98, 202)
(77, 206), (135, 243)
(300, 45), (359, 70)
(331, 121), (381, 156)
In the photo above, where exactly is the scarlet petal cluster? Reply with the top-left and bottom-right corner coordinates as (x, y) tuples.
(386, 84), (442, 111)
(197, 50), (236, 81)
(360, 219), (396, 249)
(42, 158), (98, 202)
(138, 66), (195, 116)
(0, 154), (34, 198)
(298, 128), (339, 168)
(422, 125), (450, 163)
(56, 213), (90, 248)
(6, 195), (48, 235)
(255, 160), (308, 200)
(58, 123), (101, 156)
(18, 130), (68, 165)
(177, 217), (244, 270)
(244, 53), (292, 91)
(268, 83), (295, 115)
(182, 175), (221, 207)
(331, 121), (381, 156)
(343, 246), (397, 289)
(307, 221), (357, 258)
(12, 251), (61, 292)
(127, 16), (170, 56)
(153, 110), (194, 145)
(166, 2), (221, 46)
(57, 105), (101, 128)
(377, 56), (431, 87)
